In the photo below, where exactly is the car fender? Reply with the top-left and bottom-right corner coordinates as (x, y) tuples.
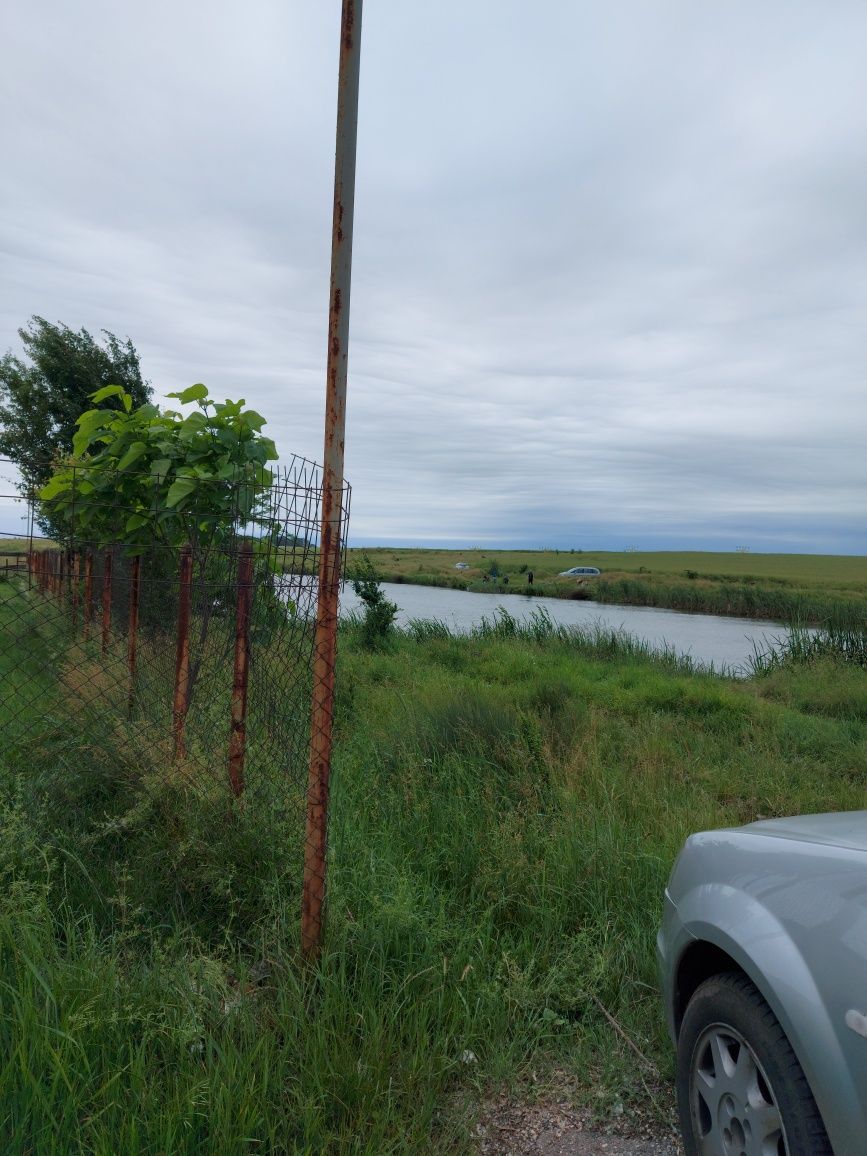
(675, 881), (866, 1154)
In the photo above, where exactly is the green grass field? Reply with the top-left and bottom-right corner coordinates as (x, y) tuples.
(2, 572), (867, 1152)
(352, 547), (867, 586)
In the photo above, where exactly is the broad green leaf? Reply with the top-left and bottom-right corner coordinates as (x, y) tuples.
(72, 428), (104, 456)
(76, 409), (109, 431)
(39, 477), (64, 500)
(89, 384), (127, 405)
(125, 513), (149, 532)
(168, 383), (208, 405)
(116, 441), (149, 472)
(165, 477), (197, 508)
(150, 457), (172, 477)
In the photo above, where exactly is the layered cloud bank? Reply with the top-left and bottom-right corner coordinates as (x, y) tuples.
(2, 1), (865, 551)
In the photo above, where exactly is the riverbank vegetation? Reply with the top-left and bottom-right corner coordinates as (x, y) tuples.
(350, 547), (867, 626)
(2, 579), (866, 1152)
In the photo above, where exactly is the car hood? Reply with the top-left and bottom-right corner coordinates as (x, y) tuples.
(741, 810), (867, 853)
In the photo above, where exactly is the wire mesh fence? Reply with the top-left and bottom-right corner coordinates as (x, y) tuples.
(0, 456), (350, 948)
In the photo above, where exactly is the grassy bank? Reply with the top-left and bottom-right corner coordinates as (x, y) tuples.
(352, 548), (867, 626)
(2, 581), (867, 1152)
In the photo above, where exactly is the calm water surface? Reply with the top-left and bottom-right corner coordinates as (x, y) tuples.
(338, 581), (791, 673)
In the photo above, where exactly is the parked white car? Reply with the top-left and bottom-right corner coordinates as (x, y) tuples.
(558, 565), (600, 577)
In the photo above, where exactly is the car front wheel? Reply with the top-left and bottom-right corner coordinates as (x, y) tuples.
(676, 972), (831, 1155)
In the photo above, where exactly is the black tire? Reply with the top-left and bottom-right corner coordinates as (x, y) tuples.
(676, 971), (831, 1155)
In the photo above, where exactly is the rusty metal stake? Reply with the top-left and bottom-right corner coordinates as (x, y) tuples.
(302, 0), (363, 961)
(71, 552), (80, 628)
(172, 544), (193, 762)
(83, 551), (94, 640)
(101, 549), (113, 653)
(127, 555), (141, 717)
(228, 544), (254, 798)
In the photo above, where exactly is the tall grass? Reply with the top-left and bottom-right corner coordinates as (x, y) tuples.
(749, 623), (867, 675)
(2, 590), (867, 1151)
(372, 568), (867, 626)
(591, 576), (867, 625)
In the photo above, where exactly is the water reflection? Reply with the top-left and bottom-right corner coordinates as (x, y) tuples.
(338, 581), (790, 674)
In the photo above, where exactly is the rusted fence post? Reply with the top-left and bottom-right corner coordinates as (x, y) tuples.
(71, 552), (80, 628)
(127, 555), (141, 717)
(83, 551), (94, 640)
(228, 543), (254, 798)
(172, 544), (193, 761)
(302, 0), (363, 960)
(101, 549), (113, 653)
(57, 551), (65, 604)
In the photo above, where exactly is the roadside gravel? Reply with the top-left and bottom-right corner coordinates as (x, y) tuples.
(473, 1095), (683, 1156)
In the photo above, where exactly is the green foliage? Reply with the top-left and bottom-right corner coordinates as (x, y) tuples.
(351, 556), (398, 649)
(38, 384), (278, 550)
(0, 316), (150, 495)
(3, 583), (867, 1150)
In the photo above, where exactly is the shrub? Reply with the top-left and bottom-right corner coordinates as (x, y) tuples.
(351, 557), (398, 650)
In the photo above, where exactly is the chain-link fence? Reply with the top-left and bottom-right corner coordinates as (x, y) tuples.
(0, 457), (350, 948)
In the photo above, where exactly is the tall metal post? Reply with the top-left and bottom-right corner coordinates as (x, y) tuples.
(127, 555), (141, 717)
(228, 543), (255, 799)
(302, 0), (363, 960)
(101, 549), (113, 654)
(173, 544), (193, 762)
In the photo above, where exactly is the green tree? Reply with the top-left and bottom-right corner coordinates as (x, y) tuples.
(0, 316), (151, 493)
(39, 384), (278, 550)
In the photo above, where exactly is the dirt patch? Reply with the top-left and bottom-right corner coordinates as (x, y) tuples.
(474, 1097), (682, 1156)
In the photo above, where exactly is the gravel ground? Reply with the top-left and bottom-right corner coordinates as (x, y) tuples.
(473, 1095), (683, 1156)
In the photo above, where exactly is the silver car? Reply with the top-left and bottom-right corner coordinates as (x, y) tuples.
(658, 812), (867, 1155)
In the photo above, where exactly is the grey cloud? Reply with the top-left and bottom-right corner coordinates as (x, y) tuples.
(2, 0), (865, 552)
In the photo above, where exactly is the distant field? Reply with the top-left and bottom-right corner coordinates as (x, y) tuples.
(0, 537), (51, 553)
(348, 548), (867, 624)
(351, 547), (867, 587)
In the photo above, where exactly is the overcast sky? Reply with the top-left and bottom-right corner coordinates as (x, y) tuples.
(2, 1), (865, 552)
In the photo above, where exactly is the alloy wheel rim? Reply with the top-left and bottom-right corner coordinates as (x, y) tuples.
(690, 1022), (788, 1156)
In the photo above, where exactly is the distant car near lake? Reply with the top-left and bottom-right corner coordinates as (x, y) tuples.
(558, 566), (601, 577)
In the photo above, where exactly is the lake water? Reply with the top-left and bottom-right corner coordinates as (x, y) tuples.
(338, 581), (791, 673)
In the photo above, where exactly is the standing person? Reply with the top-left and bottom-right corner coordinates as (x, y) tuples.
(527, 570), (534, 586)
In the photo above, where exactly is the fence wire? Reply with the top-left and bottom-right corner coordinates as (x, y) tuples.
(0, 457), (350, 946)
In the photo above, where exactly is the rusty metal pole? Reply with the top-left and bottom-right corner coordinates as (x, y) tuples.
(302, 0), (363, 961)
(173, 544), (193, 761)
(228, 543), (255, 798)
(83, 551), (94, 640)
(101, 549), (113, 653)
(71, 552), (80, 629)
(127, 555), (141, 717)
